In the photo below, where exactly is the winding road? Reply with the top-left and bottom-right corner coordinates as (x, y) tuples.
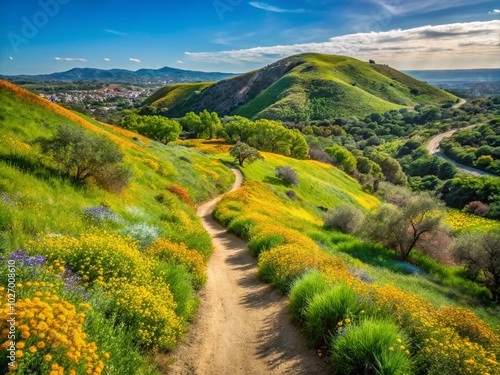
(157, 168), (328, 375)
(427, 126), (496, 177)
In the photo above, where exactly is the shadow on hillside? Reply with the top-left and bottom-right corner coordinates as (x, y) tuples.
(0, 153), (74, 186)
(263, 176), (286, 186)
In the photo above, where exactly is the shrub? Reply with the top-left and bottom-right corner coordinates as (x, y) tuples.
(82, 205), (123, 227)
(37, 124), (131, 191)
(122, 223), (160, 249)
(105, 280), (182, 350)
(146, 239), (207, 289)
(331, 318), (411, 375)
(288, 270), (330, 324)
(153, 262), (199, 322)
(167, 184), (195, 209)
(465, 201), (490, 216)
(324, 204), (364, 234)
(285, 190), (297, 200)
(304, 283), (371, 347)
(275, 166), (299, 186)
(30, 231), (153, 286)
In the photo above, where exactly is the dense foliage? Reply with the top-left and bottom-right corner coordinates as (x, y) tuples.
(121, 113), (182, 144)
(440, 117), (500, 175)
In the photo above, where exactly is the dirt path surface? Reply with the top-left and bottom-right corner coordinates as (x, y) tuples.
(159, 168), (328, 375)
(427, 125), (497, 177)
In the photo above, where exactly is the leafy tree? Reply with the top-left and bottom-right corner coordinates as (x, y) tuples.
(362, 192), (444, 260)
(222, 116), (255, 143)
(229, 142), (263, 167)
(325, 145), (357, 175)
(199, 109), (222, 139)
(289, 129), (309, 159)
(180, 111), (202, 133)
(454, 229), (500, 302)
(122, 114), (181, 144)
(38, 125), (131, 191)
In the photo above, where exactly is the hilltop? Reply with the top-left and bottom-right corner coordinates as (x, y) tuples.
(142, 53), (458, 121)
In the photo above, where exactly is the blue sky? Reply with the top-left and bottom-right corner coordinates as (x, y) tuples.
(0, 0), (499, 75)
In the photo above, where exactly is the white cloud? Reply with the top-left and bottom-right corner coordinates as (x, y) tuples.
(54, 57), (87, 62)
(129, 58), (141, 63)
(9, 56), (13, 60)
(176, 60), (184, 64)
(367, 0), (489, 16)
(103, 58), (110, 62)
(489, 9), (500, 14)
(185, 21), (500, 69)
(249, 2), (306, 13)
(104, 29), (127, 36)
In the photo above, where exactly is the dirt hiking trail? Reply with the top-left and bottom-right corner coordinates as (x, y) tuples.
(158, 168), (327, 375)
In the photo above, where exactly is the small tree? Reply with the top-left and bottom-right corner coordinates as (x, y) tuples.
(38, 125), (131, 191)
(324, 204), (364, 234)
(275, 166), (299, 186)
(229, 142), (263, 167)
(453, 229), (500, 302)
(361, 192), (444, 260)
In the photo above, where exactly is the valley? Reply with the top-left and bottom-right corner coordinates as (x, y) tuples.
(1, 51), (499, 375)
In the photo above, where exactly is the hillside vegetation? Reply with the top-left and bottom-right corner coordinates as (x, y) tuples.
(143, 53), (457, 121)
(0, 80), (235, 373)
(209, 148), (500, 375)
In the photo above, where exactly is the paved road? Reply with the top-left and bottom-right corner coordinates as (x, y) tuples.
(427, 126), (497, 177)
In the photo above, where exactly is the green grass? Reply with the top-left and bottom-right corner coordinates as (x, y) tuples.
(289, 270), (331, 324)
(330, 318), (412, 375)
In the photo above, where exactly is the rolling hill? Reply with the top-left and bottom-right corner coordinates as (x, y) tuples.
(1, 66), (236, 85)
(142, 53), (458, 121)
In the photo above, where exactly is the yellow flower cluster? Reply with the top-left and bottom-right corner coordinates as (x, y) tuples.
(215, 180), (500, 374)
(445, 209), (500, 232)
(105, 280), (182, 350)
(0, 290), (104, 374)
(30, 231), (154, 286)
(146, 239), (207, 289)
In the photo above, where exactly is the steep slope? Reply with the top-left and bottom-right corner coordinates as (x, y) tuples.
(144, 53), (457, 121)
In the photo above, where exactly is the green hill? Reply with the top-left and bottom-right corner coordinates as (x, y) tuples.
(143, 53), (458, 121)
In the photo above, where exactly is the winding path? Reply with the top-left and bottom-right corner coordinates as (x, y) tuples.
(157, 168), (327, 375)
(427, 126), (496, 177)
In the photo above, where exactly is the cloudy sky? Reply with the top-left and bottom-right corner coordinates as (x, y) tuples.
(0, 0), (499, 75)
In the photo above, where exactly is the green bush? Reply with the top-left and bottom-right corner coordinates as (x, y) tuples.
(37, 124), (131, 191)
(289, 270), (330, 323)
(324, 204), (364, 234)
(227, 217), (255, 240)
(304, 283), (371, 347)
(331, 318), (412, 375)
(154, 262), (199, 322)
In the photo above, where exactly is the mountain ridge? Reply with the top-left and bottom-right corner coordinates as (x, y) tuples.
(1, 66), (236, 84)
(141, 53), (458, 121)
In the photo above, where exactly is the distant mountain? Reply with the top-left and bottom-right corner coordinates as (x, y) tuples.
(142, 53), (458, 121)
(403, 69), (500, 83)
(1, 66), (236, 85)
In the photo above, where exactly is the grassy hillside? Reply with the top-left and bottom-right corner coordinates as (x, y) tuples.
(141, 82), (212, 111)
(143, 53), (458, 121)
(0, 80), (235, 373)
(212, 150), (500, 374)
